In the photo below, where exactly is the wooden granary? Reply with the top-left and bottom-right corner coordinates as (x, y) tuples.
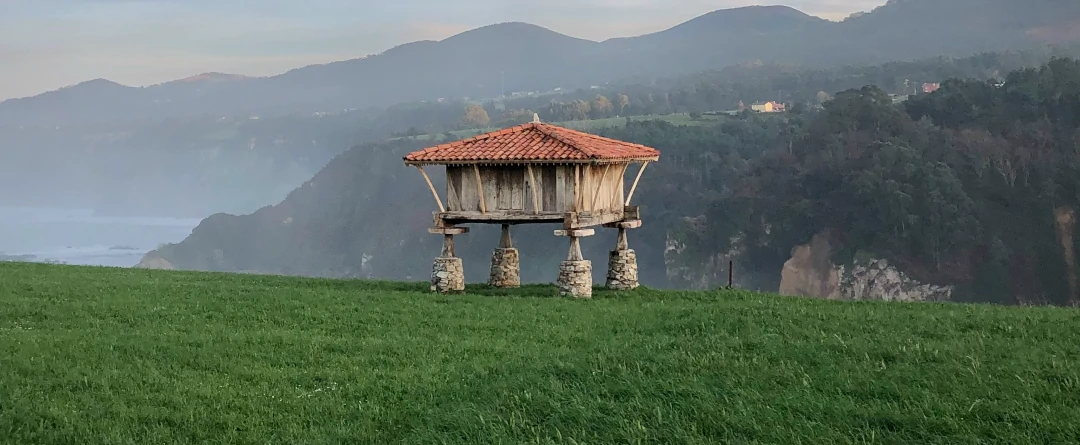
(403, 114), (660, 297)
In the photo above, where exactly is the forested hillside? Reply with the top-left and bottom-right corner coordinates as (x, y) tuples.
(145, 58), (1080, 306)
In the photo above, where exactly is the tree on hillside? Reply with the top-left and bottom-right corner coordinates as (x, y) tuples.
(816, 91), (832, 104)
(462, 104), (491, 128)
(546, 100), (592, 121)
(618, 94), (630, 115)
(592, 94), (614, 118)
(571, 100), (592, 120)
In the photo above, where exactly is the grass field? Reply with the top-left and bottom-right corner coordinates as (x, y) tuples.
(2, 262), (1079, 444)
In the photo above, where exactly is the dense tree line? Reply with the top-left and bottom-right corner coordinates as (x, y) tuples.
(590, 58), (1080, 306)
(458, 45), (1080, 130)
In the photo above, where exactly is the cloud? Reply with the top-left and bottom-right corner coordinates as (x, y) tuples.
(0, 0), (883, 100)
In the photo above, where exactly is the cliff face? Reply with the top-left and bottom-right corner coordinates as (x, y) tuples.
(778, 233), (841, 298)
(144, 166), (960, 299)
(140, 141), (964, 299)
(664, 216), (730, 289)
(1054, 206), (1078, 305)
(662, 215), (761, 290)
(135, 255), (175, 270)
(139, 138), (681, 287)
(839, 260), (954, 303)
(778, 232), (953, 303)
(141, 139), (444, 280)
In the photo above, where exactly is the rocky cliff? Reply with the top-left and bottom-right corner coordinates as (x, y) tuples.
(778, 233), (841, 298)
(663, 216), (732, 289)
(135, 255), (175, 270)
(1054, 206), (1078, 305)
(138, 138), (679, 287)
(779, 232), (953, 302)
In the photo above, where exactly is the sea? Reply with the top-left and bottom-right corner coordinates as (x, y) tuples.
(0, 206), (202, 267)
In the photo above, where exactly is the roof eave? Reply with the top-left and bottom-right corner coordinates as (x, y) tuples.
(403, 156), (659, 167)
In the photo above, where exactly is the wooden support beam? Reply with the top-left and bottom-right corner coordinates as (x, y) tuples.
(499, 224), (513, 249)
(473, 164), (487, 214)
(564, 210), (625, 230)
(557, 229), (594, 262)
(567, 236), (584, 261)
(616, 163), (630, 209)
(526, 164), (541, 215)
(574, 165), (581, 212)
(415, 166), (445, 213)
(603, 220), (643, 229)
(590, 164), (613, 211)
(441, 234), (456, 257)
(429, 227), (469, 235)
(624, 161), (650, 206)
(554, 229), (596, 237)
(439, 211), (565, 223)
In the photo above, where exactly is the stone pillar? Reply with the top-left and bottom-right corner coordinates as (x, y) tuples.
(555, 229), (595, 298)
(432, 256), (465, 293)
(489, 224), (520, 288)
(429, 227), (468, 294)
(605, 221), (642, 290)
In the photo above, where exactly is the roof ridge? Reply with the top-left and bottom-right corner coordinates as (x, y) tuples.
(403, 121), (660, 164)
(531, 123), (598, 158)
(538, 122), (661, 156)
(454, 124), (523, 145)
(405, 124), (528, 160)
(564, 127), (658, 151)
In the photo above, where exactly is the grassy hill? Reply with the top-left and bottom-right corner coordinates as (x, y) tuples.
(1, 262), (1079, 443)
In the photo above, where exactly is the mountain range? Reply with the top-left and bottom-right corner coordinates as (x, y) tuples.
(3, 0), (1080, 127)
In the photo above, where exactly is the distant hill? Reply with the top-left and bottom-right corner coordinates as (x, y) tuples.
(3, 2), (1080, 126)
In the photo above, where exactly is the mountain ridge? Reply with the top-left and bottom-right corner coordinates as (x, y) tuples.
(3, 2), (1079, 126)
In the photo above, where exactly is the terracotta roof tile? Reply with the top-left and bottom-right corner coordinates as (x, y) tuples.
(403, 122), (660, 165)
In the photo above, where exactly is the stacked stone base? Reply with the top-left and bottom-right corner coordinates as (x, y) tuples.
(431, 257), (465, 294)
(558, 260), (593, 298)
(489, 248), (521, 288)
(606, 249), (639, 290)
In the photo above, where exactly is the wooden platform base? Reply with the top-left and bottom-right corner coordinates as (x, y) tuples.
(435, 206), (640, 230)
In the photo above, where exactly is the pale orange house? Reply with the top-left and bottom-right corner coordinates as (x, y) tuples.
(751, 101), (785, 113)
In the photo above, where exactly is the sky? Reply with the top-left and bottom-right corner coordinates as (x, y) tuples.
(0, 0), (884, 101)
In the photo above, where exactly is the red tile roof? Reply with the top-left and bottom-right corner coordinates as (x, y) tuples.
(403, 122), (660, 165)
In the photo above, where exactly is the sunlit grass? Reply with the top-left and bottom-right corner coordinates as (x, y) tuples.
(1, 262), (1079, 444)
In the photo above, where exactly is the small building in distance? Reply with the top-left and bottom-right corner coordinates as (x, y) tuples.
(403, 114), (660, 298)
(751, 101), (786, 113)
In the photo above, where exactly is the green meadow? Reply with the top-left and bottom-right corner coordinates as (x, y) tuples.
(1, 262), (1078, 444)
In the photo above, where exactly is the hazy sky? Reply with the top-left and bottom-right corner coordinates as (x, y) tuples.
(0, 0), (883, 101)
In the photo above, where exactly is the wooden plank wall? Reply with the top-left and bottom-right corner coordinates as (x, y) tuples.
(541, 167), (558, 211)
(555, 166), (575, 213)
(495, 168), (525, 211)
(529, 165), (575, 213)
(575, 164), (626, 213)
(446, 164), (624, 214)
(446, 166), (526, 212)
(446, 166), (464, 211)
